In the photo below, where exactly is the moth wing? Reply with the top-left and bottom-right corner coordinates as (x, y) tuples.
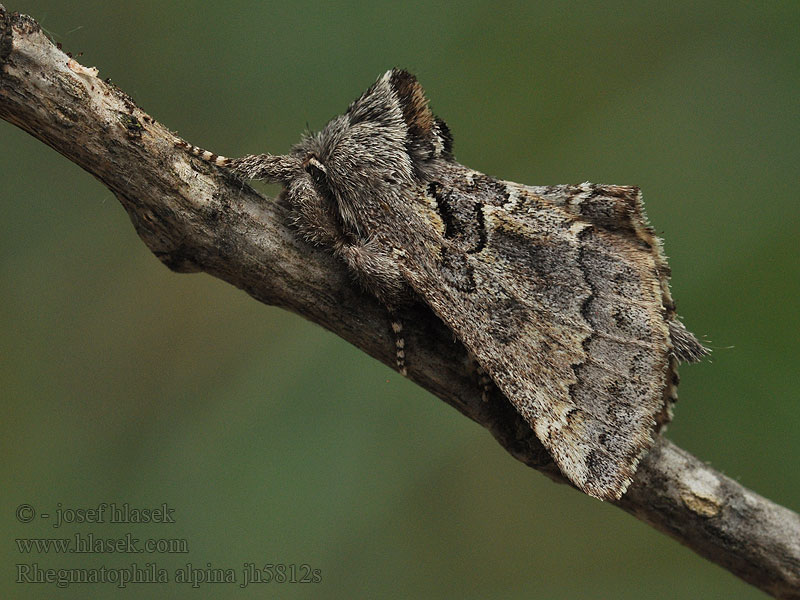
(397, 178), (677, 500)
(520, 182), (707, 364)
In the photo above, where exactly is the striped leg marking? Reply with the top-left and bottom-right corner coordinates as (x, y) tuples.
(175, 140), (232, 167)
(390, 316), (407, 376)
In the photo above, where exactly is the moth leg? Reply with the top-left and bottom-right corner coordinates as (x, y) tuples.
(387, 308), (407, 376)
(286, 178), (345, 248)
(335, 239), (408, 306)
(335, 240), (410, 376)
(222, 154), (300, 182)
(470, 356), (493, 402)
(175, 142), (300, 182)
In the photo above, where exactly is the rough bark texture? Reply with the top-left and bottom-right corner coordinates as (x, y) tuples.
(1, 7), (798, 597)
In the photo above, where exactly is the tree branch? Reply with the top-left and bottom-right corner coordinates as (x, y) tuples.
(1, 7), (798, 598)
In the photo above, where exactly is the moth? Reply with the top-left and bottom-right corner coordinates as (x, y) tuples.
(177, 69), (707, 501)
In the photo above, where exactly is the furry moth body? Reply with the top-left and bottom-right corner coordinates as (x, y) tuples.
(177, 69), (707, 500)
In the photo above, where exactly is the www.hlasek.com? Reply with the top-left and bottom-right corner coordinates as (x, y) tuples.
(16, 532), (187, 554)
(17, 563), (323, 588)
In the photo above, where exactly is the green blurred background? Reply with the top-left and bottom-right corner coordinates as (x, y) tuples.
(2, 1), (798, 598)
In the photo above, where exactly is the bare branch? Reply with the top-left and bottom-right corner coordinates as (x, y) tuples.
(1, 7), (798, 597)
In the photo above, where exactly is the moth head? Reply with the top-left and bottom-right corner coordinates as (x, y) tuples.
(292, 69), (453, 235)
